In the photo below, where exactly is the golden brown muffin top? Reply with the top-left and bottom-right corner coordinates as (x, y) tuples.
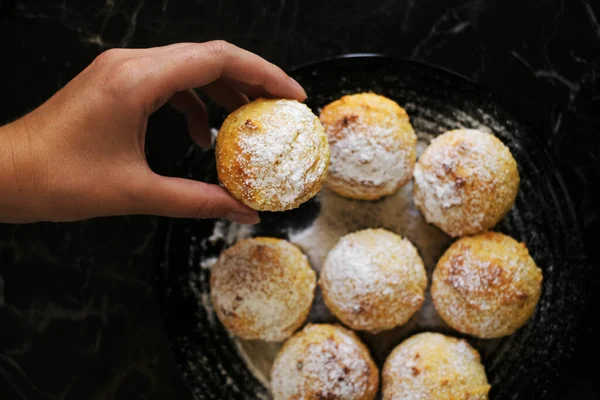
(211, 237), (316, 341)
(272, 324), (379, 400)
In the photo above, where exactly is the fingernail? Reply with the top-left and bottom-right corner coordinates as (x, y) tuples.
(289, 77), (307, 101)
(225, 212), (261, 225)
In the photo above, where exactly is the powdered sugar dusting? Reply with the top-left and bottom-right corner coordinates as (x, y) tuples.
(289, 136), (445, 274)
(233, 100), (328, 210)
(413, 156), (462, 211)
(234, 338), (281, 390)
(432, 233), (543, 338)
(271, 325), (376, 399)
(320, 93), (417, 200)
(413, 129), (519, 237)
(210, 238), (316, 342)
(383, 332), (490, 399)
(328, 119), (411, 189)
(201, 118), (507, 391)
(205, 220), (255, 250)
(275, 126), (448, 348)
(320, 229), (427, 331)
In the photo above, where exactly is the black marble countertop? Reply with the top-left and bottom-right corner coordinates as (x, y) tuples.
(1, 1), (599, 399)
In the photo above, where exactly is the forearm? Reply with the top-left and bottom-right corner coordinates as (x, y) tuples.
(0, 111), (127, 223)
(0, 118), (46, 223)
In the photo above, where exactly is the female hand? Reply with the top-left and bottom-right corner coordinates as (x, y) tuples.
(0, 41), (306, 224)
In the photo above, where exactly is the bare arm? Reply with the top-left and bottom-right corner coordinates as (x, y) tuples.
(0, 41), (306, 224)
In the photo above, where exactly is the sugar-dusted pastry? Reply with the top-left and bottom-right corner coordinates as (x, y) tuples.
(383, 332), (490, 399)
(271, 324), (379, 400)
(210, 237), (316, 341)
(320, 93), (417, 200)
(432, 232), (543, 338)
(413, 129), (519, 237)
(216, 98), (329, 211)
(319, 228), (427, 332)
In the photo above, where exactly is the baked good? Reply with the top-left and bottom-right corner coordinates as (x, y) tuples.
(319, 93), (417, 200)
(216, 98), (329, 211)
(271, 324), (379, 400)
(383, 332), (490, 399)
(210, 237), (316, 341)
(413, 129), (520, 237)
(431, 232), (543, 338)
(319, 228), (427, 332)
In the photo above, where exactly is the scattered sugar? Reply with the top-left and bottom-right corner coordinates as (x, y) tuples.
(199, 293), (215, 325)
(210, 127), (219, 146)
(207, 220), (226, 244)
(188, 269), (217, 327)
(204, 220), (255, 250)
(288, 131), (446, 274)
(199, 256), (218, 270)
(234, 338), (281, 390)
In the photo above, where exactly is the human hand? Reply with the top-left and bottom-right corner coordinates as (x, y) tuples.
(0, 41), (306, 224)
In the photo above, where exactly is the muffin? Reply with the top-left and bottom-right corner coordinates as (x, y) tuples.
(319, 229), (427, 332)
(210, 237), (316, 341)
(271, 324), (379, 400)
(431, 232), (543, 338)
(383, 332), (490, 399)
(319, 93), (417, 200)
(413, 129), (520, 237)
(216, 98), (329, 211)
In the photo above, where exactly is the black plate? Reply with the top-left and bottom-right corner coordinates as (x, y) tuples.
(154, 56), (587, 400)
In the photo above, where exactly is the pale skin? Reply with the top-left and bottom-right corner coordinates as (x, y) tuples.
(0, 41), (307, 224)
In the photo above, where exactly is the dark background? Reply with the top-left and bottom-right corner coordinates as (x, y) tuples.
(1, 0), (598, 399)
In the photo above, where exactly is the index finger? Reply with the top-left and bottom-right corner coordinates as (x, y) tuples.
(144, 41), (306, 103)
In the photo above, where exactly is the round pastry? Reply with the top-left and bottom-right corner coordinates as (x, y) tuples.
(431, 232), (543, 338)
(210, 237), (316, 341)
(216, 98), (329, 211)
(319, 229), (427, 332)
(383, 332), (490, 400)
(319, 93), (417, 200)
(271, 324), (379, 400)
(413, 129), (520, 237)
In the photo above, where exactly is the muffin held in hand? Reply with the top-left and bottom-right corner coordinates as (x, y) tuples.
(413, 129), (520, 237)
(319, 93), (417, 200)
(210, 237), (316, 342)
(271, 324), (379, 400)
(383, 332), (490, 400)
(216, 98), (329, 211)
(319, 229), (427, 332)
(432, 232), (543, 339)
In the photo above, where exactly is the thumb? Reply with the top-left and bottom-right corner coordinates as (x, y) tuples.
(139, 174), (260, 224)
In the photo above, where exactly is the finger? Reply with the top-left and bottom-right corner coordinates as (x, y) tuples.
(124, 43), (196, 58)
(150, 42), (195, 53)
(146, 41), (307, 102)
(95, 43), (193, 63)
(201, 79), (249, 112)
(221, 77), (274, 100)
(168, 90), (211, 147)
(141, 174), (260, 224)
